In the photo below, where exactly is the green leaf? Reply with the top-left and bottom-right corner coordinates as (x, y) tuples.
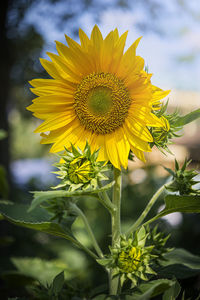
(158, 264), (200, 279)
(174, 108), (200, 127)
(157, 248), (200, 279)
(147, 195), (200, 225)
(0, 203), (98, 258)
(51, 271), (65, 295)
(29, 181), (115, 211)
(126, 279), (175, 300)
(137, 226), (146, 247)
(162, 280), (181, 300)
(163, 248), (200, 269)
(159, 195), (200, 216)
(0, 203), (76, 243)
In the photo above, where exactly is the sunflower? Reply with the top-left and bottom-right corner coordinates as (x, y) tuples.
(27, 25), (170, 169)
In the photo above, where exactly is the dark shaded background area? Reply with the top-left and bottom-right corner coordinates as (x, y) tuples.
(0, 0), (200, 299)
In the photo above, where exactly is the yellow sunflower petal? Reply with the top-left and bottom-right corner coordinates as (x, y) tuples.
(122, 36), (142, 66)
(74, 129), (93, 151)
(40, 126), (69, 144)
(125, 117), (153, 142)
(27, 101), (73, 114)
(33, 112), (58, 120)
(50, 119), (82, 152)
(46, 52), (81, 83)
(90, 25), (104, 71)
(110, 31), (128, 73)
(91, 25), (103, 50)
(34, 112), (76, 133)
(130, 146), (146, 162)
(56, 41), (92, 75)
(79, 28), (90, 50)
(128, 107), (165, 127)
(152, 86), (170, 100)
(113, 28), (119, 42)
(114, 127), (130, 169)
(30, 87), (74, 98)
(124, 124), (151, 151)
(29, 79), (68, 88)
(91, 134), (108, 162)
(105, 133), (120, 169)
(40, 58), (63, 80)
(32, 94), (74, 104)
(101, 31), (115, 72)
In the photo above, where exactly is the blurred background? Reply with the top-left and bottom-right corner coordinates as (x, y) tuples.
(0, 0), (200, 298)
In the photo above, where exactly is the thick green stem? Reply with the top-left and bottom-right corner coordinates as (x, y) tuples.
(98, 191), (116, 214)
(70, 203), (104, 258)
(110, 167), (122, 295)
(112, 168), (122, 244)
(126, 181), (173, 237)
(61, 229), (98, 259)
(73, 238), (98, 260)
(98, 179), (116, 214)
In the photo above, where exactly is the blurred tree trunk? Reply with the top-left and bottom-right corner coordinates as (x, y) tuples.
(0, 0), (11, 177)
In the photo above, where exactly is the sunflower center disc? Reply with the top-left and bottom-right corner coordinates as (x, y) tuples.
(88, 87), (112, 115)
(118, 247), (141, 273)
(74, 72), (131, 134)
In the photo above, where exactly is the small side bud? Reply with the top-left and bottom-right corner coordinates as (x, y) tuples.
(52, 142), (109, 191)
(166, 159), (200, 195)
(151, 101), (183, 153)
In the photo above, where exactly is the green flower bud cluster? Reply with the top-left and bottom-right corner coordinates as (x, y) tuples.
(41, 197), (74, 224)
(151, 101), (183, 153)
(52, 142), (109, 192)
(98, 227), (156, 287)
(165, 159), (200, 195)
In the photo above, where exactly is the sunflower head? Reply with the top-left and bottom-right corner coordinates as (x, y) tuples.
(52, 142), (109, 191)
(27, 25), (170, 169)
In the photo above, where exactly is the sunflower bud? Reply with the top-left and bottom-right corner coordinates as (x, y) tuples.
(52, 142), (109, 191)
(146, 225), (171, 264)
(117, 246), (142, 273)
(151, 116), (170, 148)
(99, 227), (157, 287)
(68, 156), (93, 184)
(151, 101), (183, 153)
(165, 159), (200, 195)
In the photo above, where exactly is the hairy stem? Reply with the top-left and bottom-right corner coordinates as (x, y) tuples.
(110, 167), (122, 295)
(98, 179), (116, 214)
(70, 203), (104, 258)
(126, 181), (173, 237)
(73, 238), (98, 260)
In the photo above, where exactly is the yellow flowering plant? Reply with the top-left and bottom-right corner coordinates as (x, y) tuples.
(1, 26), (200, 299)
